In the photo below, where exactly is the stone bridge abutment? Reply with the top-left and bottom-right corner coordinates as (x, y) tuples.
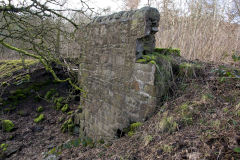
(74, 7), (165, 140)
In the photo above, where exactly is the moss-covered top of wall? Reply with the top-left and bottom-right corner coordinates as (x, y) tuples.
(154, 48), (181, 56)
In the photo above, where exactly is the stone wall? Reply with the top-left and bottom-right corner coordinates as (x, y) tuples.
(75, 7), (161, 140)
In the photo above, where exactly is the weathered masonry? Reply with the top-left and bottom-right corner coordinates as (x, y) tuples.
(75, 7), (163, 140)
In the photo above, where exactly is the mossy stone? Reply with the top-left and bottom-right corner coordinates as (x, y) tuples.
(44, 89), (56, 100)
(130, 122), (142, 131)
(61, 104), (69, 113)
(0, 143), (8, 151)
(36, 106), (43, 112)
(54, 97), (64, 104)
(1, 120), (14, 132)
(34, 114), (44, 123)
(56, 102), (62, 110)
(61, 118), (74, 133)
(123, 122), (143, 137)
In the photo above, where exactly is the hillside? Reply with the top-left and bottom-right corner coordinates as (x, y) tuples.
(0, 59), (240, 160)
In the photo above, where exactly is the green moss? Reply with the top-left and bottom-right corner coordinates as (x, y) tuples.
(67, 111), (73, 115)
(124, 122), (143, 136)
(44, 89), (56, 100)
(61, 118), (74, 133)
(154, 47), (181, 56)
(36, 106), (43, 112)
(61, 104), (69, 113)
(54, 97), (64, 104)
(8, 87), (32, 104)
(34, 114), (44, 123)
(130, 122), (142, 131)
(0, 143), (8, 152)
(14, 74), (31, 85)
(56, 102), (62, 110)
(24, 74), (31, 81)
(53, 97), (65, 110)
(1, 120), (14, 132)
(127, 131), (135, 136)
(0, 59), (38, 79)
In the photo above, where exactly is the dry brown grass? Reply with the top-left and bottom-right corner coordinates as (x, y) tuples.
(155, 0), (240, 63)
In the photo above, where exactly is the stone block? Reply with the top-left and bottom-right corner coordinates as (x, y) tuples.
(77, 7), (160, 140)
(134, 71), (155, 84)
(115, 55), (125, 66)
(131, 80), (140, 91)
(134, 63), (155, 73)
(143, 84), (156, 97)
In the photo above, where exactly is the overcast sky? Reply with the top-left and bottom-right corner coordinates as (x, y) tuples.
(68, 0), (189, 15)
(69, 0), (160, 14)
